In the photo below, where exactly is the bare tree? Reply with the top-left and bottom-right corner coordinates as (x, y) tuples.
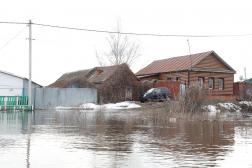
(96, 23), (140, 66)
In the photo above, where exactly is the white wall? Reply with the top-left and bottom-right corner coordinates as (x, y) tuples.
(0, 72), (24, 96)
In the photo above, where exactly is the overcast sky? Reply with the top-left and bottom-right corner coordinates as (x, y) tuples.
(0, 0), (252, 86)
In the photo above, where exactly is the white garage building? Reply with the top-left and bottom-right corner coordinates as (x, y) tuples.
(0, 70), (42, 96)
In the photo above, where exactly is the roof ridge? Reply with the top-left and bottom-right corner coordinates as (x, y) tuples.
(153, 50), (213, 63)
(0, 69), (25, 79)
(136, 50), (223, 76)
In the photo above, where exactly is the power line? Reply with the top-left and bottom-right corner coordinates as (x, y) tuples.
(33, 22), (252, 38)
(1, 20), (252, 38)
(0, 25), (27, 52)
(0, 21), (27, 25)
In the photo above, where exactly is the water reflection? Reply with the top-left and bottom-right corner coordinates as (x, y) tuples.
(0, 110), (252, 168)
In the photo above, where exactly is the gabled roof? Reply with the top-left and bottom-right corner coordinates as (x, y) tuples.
(136, 51), (235, 76)
(0, 70), (42, 87)
(0, 70), (26, 80)
(49, 63), (135, 88)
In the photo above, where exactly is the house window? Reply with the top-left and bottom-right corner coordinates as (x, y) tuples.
(176, 77), (181, 81)
(167, 77), (172, 80)
(198, 77), (204, 88)
(218, 78), (224, 90)
(208, 77), (214, 89)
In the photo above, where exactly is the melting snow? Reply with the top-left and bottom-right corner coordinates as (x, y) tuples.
(239, 101), (252, 106)
(56, 101), (141, 110)
(103, 101), (141, 109)
(205, 105), (220, 113)
(204, 102), (241, 113)
(218, 103), (241, 111)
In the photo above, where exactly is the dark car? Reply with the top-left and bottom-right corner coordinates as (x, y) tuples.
(140, 87), (172, 103)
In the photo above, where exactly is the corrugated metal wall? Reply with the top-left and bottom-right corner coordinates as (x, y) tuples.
(34, 88), (97, 109)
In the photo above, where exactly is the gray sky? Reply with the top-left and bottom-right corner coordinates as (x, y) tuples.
(0, 0), (252, 86)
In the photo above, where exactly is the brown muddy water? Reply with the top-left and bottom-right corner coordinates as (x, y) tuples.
(0, 108), (252, 168)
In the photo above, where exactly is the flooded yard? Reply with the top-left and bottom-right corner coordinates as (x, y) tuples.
(1, 108), (252, 168)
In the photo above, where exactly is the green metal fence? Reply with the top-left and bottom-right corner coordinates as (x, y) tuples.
(0, 96), (32, 111)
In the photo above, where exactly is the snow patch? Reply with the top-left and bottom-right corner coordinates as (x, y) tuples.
(79, 103), (100, 110)
(204, 105), (220, 113)
(218, 103), (241, 111)
(103, 101), (141, 109)
(204, 103), (241, 113)
(55, 101), (141, 110)
(239, 101), (252, 106)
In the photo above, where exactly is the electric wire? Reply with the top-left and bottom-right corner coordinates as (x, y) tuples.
(1, 20), (252, 38)
(33, 22), (252, 38)
(0, 21), (27, 25)
(0, 25), (27, 52)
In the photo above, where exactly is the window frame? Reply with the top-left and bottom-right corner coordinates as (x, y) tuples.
(198, 77), (205, 88)
(218, 78), (224, 90)
(208, 77), (214, 90)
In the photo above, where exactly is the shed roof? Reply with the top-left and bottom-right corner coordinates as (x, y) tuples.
(49, 63), (132, 87)
(136, 51), (235, 76)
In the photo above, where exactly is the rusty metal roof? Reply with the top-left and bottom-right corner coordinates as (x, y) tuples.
(49, 63), (134, 88)
(136, 51), (235, 76)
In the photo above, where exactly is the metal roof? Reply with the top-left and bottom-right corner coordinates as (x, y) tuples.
(49, 63), (138, 87)
(0, 70), (42, 87)
(136, 51), (235, 75)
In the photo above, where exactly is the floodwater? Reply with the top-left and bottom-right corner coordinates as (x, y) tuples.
(0, 108), (252, 168)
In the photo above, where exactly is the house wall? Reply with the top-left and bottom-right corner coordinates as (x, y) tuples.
(160, 71), (188, 84)
(195, 54), (228, 69)
(22, 80), (42, 96)
(138, 74), (159, 81)
(161, 71), (234, 95)
(99, 65), (141, 103)
(190, 72), (234, 95)
(0, 72), (24, 96)
(139, 70), (234, 97)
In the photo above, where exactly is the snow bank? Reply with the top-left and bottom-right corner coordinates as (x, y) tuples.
(103, 101), (141, 109)
(56, 101), (141, 110)
(239, 101), (252, 106)
(204, 105), (220, 113)
(204, 102), (241, 113)
(218, 103), (241, 112)
(79, 103), (100, 110)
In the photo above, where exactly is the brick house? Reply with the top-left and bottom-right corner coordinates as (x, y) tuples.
(136, 51), (236, 100)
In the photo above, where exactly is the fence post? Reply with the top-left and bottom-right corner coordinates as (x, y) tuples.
(16, 96), (19, 106)
(4, 96), (7, 111)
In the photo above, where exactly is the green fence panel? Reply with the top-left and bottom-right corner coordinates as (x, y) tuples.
(0, 96), (4, 105)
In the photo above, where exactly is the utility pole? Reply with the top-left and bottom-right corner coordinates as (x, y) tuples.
(28, 20), (32, 105)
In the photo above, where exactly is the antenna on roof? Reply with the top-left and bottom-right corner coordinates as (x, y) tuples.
(187, 39), (193, 70)
(244, 67), (247, 80)
(187, 39), (193, 86)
